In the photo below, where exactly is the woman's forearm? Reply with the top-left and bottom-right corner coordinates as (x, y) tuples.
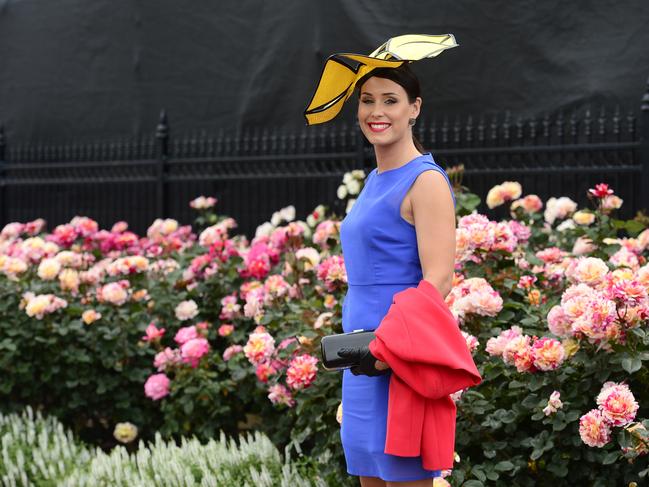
(422, 273), (453, 299)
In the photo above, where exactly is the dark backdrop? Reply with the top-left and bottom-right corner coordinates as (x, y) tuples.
(1, 0), (649, 141)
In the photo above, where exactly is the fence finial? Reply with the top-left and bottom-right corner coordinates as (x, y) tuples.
(642, 75), (649, 111)
(156, 109), (169, 157)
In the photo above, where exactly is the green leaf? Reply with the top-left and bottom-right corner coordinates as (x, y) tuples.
(183, 400), (194, 415)
(602, 451), (619, 465)
(494, 461), (514, 472)
(621, 357), (642, 374)
(471, 467), (486, 482)
(508, 380), (526, 389)
(463, 479), (485, 487)
(530, 448), (544, 460)
(498, 310), (516, 322)
(624, 219), (646, 235)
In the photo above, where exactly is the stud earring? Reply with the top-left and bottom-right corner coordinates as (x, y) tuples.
(408, 118), (416, 127)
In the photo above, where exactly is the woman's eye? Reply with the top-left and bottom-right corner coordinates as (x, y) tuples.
(385, 99), (396, 105)
(361, 99), (373, 104)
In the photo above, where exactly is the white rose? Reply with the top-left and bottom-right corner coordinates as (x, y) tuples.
(296, 247), (321, 269)
(346, 198), (356, 214)
(556, 219), (576, 232)
(343, 172), (353, 184)
(346, 179), (361, 195)
(255, 222), (275, 239)
(175, 300), (199, 321)
(279, 205), (296, 223)
(337, 185), (348, 200)
(270, 211), (282, 226)
(295, 220), (311, 238)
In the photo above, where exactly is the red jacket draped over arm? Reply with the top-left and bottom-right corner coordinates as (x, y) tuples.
(368, 279), (482, 471)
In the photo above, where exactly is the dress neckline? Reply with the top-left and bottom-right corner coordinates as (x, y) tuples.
(374, 153), (431, 176)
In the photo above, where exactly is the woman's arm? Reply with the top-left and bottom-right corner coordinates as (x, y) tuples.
(374, 171), (455, 373)
(410, 170), (457, 298)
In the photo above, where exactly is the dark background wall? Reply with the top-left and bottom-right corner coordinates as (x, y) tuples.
(1, 0), (648, 142)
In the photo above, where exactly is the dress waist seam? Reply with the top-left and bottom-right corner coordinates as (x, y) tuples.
(347, 282), (419, 287)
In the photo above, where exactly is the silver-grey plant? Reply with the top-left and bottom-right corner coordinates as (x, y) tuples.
(1, 407), (326, 487)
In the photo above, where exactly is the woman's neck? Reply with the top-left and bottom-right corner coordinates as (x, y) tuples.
(374, 137), (423, 174)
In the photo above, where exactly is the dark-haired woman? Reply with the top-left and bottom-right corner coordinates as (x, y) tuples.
(338, 64), (457, 487)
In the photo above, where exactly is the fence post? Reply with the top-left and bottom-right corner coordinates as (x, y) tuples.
(0, 125), (6, 226)
(155, 109), (169, 218)
(641, 76), (649, 215)
(355, 128), (365, 169)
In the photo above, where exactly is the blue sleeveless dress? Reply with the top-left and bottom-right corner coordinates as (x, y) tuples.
(339, 153), (456, 481)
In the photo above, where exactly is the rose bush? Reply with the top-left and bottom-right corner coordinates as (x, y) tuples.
(1, 168), (648, 486)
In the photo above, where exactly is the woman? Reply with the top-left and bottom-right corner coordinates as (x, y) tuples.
(337, 63), (457, 487)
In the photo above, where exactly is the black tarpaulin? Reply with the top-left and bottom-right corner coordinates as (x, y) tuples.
(1, 0), (648, 141)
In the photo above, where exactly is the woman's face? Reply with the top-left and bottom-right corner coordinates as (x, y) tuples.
(357, 76), (421, 148)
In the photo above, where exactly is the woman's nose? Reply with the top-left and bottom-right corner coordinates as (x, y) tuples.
(369, 105), (384, 117)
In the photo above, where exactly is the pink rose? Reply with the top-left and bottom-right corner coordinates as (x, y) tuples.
(218, 324), (234, 336)
(144, 373), (170, 400)
(174, 325), (198, 345)
(579, 409), (612, 448)
(142, 322), (166, 342)
(255, 362), (277, 382)
(181, 338), (210, 368)
(223, 344), (243, 361)
(267, 384), (296, 407)
(153, 347), (180, 371)
(286, 354), (318, 390)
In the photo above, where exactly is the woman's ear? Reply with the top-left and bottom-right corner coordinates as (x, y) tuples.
(411, 97), (422, 118)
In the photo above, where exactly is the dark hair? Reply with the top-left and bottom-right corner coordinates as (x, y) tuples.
(356, 64), (425, 153)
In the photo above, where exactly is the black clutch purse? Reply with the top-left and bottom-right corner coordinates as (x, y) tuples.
(320, 330), (376, 370)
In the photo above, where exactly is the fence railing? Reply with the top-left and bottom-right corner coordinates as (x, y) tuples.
(1, 77), (648, 238)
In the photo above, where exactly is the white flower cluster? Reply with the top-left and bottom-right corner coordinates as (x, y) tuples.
(337, 170), (366, 214)
(254, 205), (311, 241)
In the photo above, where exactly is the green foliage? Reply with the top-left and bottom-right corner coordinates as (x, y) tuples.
(2, 175), (649, 486)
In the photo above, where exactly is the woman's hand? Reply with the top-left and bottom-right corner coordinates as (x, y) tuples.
(338, 346), (389, 376)
(375, 360), (390, 371)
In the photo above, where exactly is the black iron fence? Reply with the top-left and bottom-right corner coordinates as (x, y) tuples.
(1, 77), (648, 238)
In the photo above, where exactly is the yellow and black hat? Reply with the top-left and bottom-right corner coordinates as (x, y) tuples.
(304, 34), (458, 126)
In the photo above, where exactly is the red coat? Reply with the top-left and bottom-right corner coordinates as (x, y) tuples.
(368, 279), (482, 471)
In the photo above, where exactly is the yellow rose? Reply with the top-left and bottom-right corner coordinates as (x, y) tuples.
(113, 422), (138, 443)
(59, 268), (80, 292)
(161, 219), (178, 235)
(25, 296), (49, 318)
(38, 258), (61, 280)
(132, 289), (150, 301)
(561, 338), (580, 358)
(611, 268), (634, 282)
(486, 185), (505, 209)
(500, 181), (523, 200)
(7, 258), (28, 275)
(573, 211), (595, 225)
(527, 289), (542, 306)
(82, 309), (101, 325)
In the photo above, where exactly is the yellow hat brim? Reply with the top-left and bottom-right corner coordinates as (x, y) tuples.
(304, 34), (458, 126)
